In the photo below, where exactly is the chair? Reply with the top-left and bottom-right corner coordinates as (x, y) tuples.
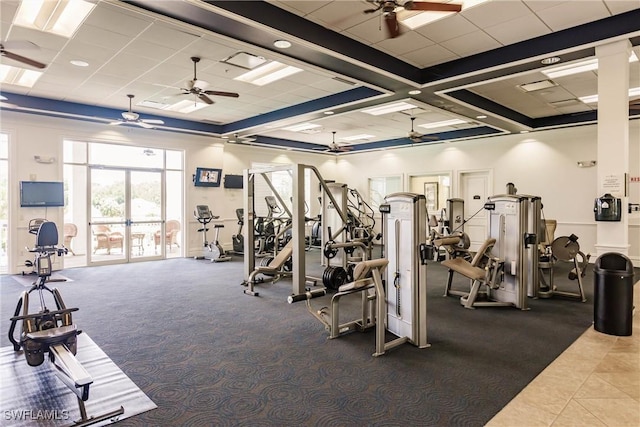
(442, 238), (503, 309)
(63, 223), (77, 255)
(154, 220), (181, 252)
(92, 225), (123, 254)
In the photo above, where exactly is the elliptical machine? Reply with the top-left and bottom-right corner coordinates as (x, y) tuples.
(194, 205), (231, 262)
(231, 208), (244, 255)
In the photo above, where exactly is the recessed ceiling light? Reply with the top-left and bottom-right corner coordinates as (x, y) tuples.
(282, 122), (321, 132)
(408, 90), (421, 95)
(362, 101), (417, 116)
(274, 40), (291, 49)
(541, 57), (561, 65)
(14, 0), (96, 38)
(70, 59), (89, 67)
(476, 115), (487, 119)
(324, 111), (334, 115)
(234, 61), (302, 86)
(221, 135), (229, 139)
(418, 118), (467, 129)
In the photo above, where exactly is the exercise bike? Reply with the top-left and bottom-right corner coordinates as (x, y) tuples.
(194, 205), (231, 262)
(8, 221), (124, 426)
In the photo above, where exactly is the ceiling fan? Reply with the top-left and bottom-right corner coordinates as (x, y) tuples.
(176, 57), (239, 105)
(363, 1), (462, 38)
(314, 131), (354, 153)
(408, 117), (439, 143)
(110, 94), (164, 129)
(0, 40), (47, 69)
(226, 134), (256, 144)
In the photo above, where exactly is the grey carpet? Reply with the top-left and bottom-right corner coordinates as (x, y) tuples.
(1, 251), (635, 426)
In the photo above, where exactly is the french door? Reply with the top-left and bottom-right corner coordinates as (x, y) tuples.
(88, 167), (163, 265)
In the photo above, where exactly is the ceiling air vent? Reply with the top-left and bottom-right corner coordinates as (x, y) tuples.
(332, 76), (357, 86)
(518, 79), (557, 93)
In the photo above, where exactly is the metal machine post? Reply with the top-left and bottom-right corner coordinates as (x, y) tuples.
(381, 192), (429, 349)
(321, 182), (348, 268)
(487, 195), (530, 310)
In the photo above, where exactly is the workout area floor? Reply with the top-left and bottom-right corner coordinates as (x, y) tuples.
(1, 251), (638, 426)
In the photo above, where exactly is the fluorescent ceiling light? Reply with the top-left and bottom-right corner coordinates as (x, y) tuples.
(543, 52), (638, 79)
(362, 101), (417, 116)
(282, 122), (322, 132)
(578, 87), (640, 104)
(164, 99), (208, 113)
(341, 134), (375, 142)
(0, 64), (43, 87)
(221, 52), (267, 70)
(518, 79), (557, 92)
(418, 118), (467, 129)
(400, 0), (487, 29)
(14, 0), (95, 38)
(234, 61), (302, 86)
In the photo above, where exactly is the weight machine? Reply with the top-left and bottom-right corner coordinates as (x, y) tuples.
(242, 164), (352, 301)
(8, 221), (124, 426)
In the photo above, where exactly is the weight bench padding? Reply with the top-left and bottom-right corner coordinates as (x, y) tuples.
(433, 236), (461, 247)
(338, 278), (374, 292)
(255, 242), (293, 274)
(441, 258), (486, 281)
(26, 325), (77, 344)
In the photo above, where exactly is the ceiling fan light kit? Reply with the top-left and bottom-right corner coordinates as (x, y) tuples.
(109, 94), (164, 129)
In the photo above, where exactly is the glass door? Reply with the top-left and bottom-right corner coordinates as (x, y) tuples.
(89, 168), (163, 265)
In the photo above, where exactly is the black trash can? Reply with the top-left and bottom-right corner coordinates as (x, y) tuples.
(593, 253), (635, 336)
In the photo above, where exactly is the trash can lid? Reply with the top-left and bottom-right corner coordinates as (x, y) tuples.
(594, 252), (635, 276)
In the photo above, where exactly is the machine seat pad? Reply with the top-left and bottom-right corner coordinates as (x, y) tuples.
(352, 258), (389, 281)
(338, 278), (374, 293)
(26, 325), (77, 344)
(433, 236), (461, 247)
(441, 258), (486, 281)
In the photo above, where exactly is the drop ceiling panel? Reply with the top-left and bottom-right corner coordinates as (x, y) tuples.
(461, 0), (533, 28)
(83, 3), (154, 37)
(73, 24), (135, 51)
(7, 26), (68, 51)
(414, 14), (478, 43)
(374, 32), (435, 56)
(401, 44), (458, 68)
(136, 23), (202, 50)
(483, 14), (552, 45)
(534, 1), (611, 31)
(440, 30), (502, 58)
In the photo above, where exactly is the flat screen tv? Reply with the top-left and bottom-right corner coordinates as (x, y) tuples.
(20, 181), (65, 207)
(224, 174), (243, 189)
(193, 167), (222, 187)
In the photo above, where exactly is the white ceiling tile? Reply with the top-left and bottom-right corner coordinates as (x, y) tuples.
(138, 23), (202, 50)
(343, 17), (390, 45)
(401, 44), (458, 68)
(533, 1), (611, 31)
(462, 1), (532, 27)
(603, 0), (640, 14)
(62, 39), (119, 64)
(120, 39), (176, 62)
(374, 32), (435, 56)
(6, 26), (68, 50)
(440, 30), (502, 58)
(83, 2), (153, 37)
(483, 14), (551, 45)
(269, 1), (328, 15)
(302, 1), (372, 31)
(415, 14), (479, 43)
(73, 24), (134, 51)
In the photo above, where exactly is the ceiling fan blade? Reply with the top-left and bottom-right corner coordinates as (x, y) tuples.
(136, 121), (154, 129)
(384, 12), (401, 38)
(408, 2), (462, 12)
(204, 90), (240, 98)
(141, 119), (164, 124)
(198, 93), (215, 105)
(1, 50), (46, 69)
(109, 120), (124, 126)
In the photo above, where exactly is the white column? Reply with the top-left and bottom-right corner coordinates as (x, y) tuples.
(595, 40), (631, 256)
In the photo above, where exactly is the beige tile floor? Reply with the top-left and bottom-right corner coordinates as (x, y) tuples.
(487, 282), (640, 427)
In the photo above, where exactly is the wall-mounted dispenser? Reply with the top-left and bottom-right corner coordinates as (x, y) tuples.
(594, 193), (622, 221)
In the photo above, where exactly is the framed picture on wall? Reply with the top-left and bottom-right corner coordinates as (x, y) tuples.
(424, 182), (438, 213)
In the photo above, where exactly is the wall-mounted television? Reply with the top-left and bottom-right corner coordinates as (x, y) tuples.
(193, 167), (222, 187)
(224, 174), (243, 189)
(20, 181), (65, 207)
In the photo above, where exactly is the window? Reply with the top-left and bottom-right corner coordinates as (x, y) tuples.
(0, 133), (8, 273)
(251, 163), (311, 216)
(368, 175), (402, 212)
